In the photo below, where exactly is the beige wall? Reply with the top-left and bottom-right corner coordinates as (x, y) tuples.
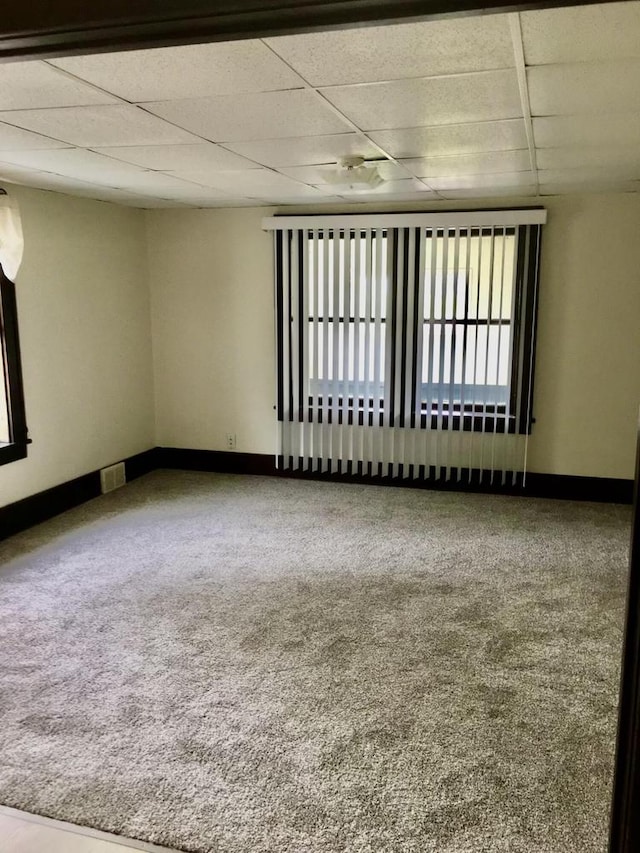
(147, 193), (640, 480)
(147, 207), (277, 455)
(0, 186), (155, 507)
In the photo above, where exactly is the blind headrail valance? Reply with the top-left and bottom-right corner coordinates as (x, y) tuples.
(262, 209), (547, 232)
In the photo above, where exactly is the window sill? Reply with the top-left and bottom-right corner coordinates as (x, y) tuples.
(0, 442), (27, 466)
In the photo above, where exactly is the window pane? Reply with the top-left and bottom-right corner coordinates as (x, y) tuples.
(466, 232), (515, 321)
(308, 320), (386, 387)
(464, 326), (512, 386)
(421, 323), (512, 405)
(309, 234), (388, 321)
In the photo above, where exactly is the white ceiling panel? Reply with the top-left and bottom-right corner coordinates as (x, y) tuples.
(336, 179), (433, 195)
(0, 121), (71, 151)
(0, 163), (44, 184)
(94, 143), (258, 172)
(279, 161), (410, 184)
(0, 169), (134, 197)
(533, 113), (640, 148)
(521, 1), (640, 66)
(321, 71), (522, 131)
(223, 133), (381, 168)
(265, 192), (345, 205)
(540, 180), (640, 196)
(528, 60), (640, 116)
(0, 148), (148, 183)
(537, 146), (640, 171)
(164, 168), (319, 197)
(115, 197), (191, 208)
(438, 186), (537, 199)
(333, 186), (438, 202)
(367, 119), (528, 159)
(265, 16), (513, 87)
(427, 171), (536, 191)
(144, 90), (350, 142)
(173, 199), (267, 208)
(402, 149), (530, 178)
(539, 165), (640, 185)
(0, 105), (201, 147)
(110, 172), (230, 197)
(50, 41), (305, 101)
(0, 61), (119, 110)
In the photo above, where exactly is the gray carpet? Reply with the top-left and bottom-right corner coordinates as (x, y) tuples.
(0, 471), (631, 853)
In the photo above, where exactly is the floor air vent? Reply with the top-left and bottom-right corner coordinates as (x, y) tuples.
(100, 462), (126, 494)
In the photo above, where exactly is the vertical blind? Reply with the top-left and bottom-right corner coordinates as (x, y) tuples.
(265, 210), (545, 486)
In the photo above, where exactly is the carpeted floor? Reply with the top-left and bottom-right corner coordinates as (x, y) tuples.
(0, 471), (631, 853)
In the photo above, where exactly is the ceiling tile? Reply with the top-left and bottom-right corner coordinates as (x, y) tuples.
(115, 197), (191, 208)
(0, 105), (201, 147)
(110, 172), (234, 199)
(164, 167), (318, 198)
(0, 148), (148, 184)
(321, 71), (522, 131)
(537, 146), (640, 171)
(533, 113), (640, 148)
(0, 61), (118, 110)
(368, 119), (528, 159)
(279, 161), (410, 185)
(93, 143), (257, 171)
(540, 181), (640, 196)
(538, 165), (640, 185)
(265, 16), (513, 87)
(335, 179), (432, 195)
(528, 60), (640, 116)
(402, 149), (530, 178)
(439, 186), (537, 199)
(144, 90), (350, 143)
(335, 186), (438, 202)
(427, 171), (536, 191)
(167, 198), (262, 208)
(0, 121), (72, 151)
(223, 133), (381, 168)
(520, 2), (640, 66)
(0, 170), (127, 197)
(50, 41), (305, 101)
(0, 163), (44, 184)
(267, 192), (346, 205)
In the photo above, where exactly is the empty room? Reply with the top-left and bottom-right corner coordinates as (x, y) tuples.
(1, 1), (640, 851)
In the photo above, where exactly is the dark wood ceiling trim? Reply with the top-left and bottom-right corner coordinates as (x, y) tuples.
(0, 0), (624, 61)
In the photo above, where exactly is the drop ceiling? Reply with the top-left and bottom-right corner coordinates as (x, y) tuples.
(0, 1), (639, 208)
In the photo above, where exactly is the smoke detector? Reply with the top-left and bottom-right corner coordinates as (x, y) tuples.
(321, 156), (385, 192)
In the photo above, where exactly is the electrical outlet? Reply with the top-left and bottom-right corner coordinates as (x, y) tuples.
(226, 433), (236, 450)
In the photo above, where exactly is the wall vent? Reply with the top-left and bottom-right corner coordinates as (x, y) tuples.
(100, 462), (126, 494)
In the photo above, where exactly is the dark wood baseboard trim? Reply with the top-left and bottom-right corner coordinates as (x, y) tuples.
(1, 447), (632, 543)
(124, 448), (160, 481)
(156, 448), (634, 504)
(155, 447), (275, 475)
(0, 448), (158, 542)
(0, 471), (101, 542)
(525, 473), (633, 504)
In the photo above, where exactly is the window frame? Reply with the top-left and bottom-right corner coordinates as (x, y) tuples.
(299, 224), (540, 436)
(0, 264), (28, 466)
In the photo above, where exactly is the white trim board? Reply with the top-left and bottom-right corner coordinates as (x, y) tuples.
(262, 209), (547, 231)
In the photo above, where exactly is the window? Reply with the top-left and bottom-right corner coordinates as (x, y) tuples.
(269, 210), (544, 482)
(0, 263), (27, 466)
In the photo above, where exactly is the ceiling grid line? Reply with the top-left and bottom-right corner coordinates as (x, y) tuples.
(508, 12), (539, 195)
